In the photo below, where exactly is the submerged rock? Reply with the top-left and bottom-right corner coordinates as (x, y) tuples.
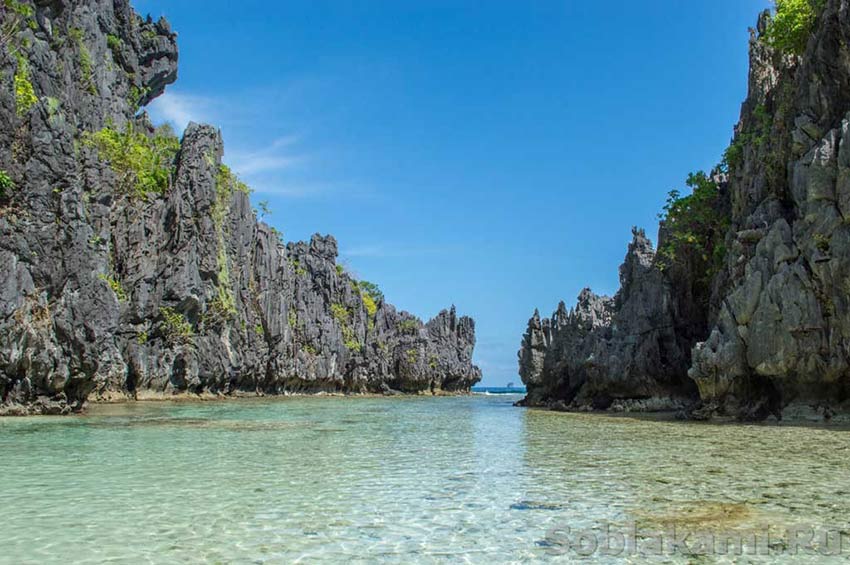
(0, 0), (480, 414)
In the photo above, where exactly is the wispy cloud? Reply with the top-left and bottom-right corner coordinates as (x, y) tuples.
(245, 180), (332, 198)
(147, 87), (354, 200)
(147, 92), (218, 133)
(226, 136), (303, 176)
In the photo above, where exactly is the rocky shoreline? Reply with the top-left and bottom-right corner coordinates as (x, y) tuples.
(0, 387), (475, 417)
(518, 1), (850, 422)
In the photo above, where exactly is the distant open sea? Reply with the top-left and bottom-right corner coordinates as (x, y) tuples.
(471, 386), (526, 395)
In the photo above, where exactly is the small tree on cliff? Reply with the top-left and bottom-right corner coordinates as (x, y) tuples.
(764, 0), (825, 55)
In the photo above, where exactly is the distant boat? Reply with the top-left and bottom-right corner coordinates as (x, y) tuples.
(507, 382), (515, 388)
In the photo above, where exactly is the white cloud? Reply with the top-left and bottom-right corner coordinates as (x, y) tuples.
(147, 92), (216, 133)
(247, 181), (331, 198)
(226, 136), (303, 176)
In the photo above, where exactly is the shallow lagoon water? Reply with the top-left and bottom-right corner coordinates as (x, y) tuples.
(1, 394), (849, 563)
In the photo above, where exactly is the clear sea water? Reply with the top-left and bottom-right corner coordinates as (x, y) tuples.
(1, 394), (849, 563)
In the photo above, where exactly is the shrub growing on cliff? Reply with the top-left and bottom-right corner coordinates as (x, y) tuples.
(2, 0), (34, 48)
(764, 0), (824, 55)
(216, 164), (251, 198)
(98, 273), (128, 302)
(0, 169), (13, 199)
(69, 27), (97, 95)
(356, 280), (383, 321)
(13, 53), (36, 117)
(83, 123), (180, 199)
(658, 171), (729, 290)
(158, 307), (193, 344)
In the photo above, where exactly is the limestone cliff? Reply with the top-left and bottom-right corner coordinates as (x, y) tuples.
(519, 1), (850, 420)
(0, 0), (480, 415)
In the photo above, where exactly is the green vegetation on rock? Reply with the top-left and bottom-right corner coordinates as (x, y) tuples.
(406, 349), (418, 364)
(83, 123), (180, 199)
(331, 303), (349, 323)
(159, 307), (193, 343)
(2, 0), (34, 46)
(13, 53), (36, 117)
(357, 280), (383, 320)
(658, 171), (729, 289)
(289, 258), (306, 276)
(107, 34), (122, 57)
(69, 27), (97, 94)
(0, 169), (13, 199)
(331, 303), (361, 351)
(723, 104), (772, 172)
(399, 318), (419, 334)
(763, 0), (824, 55)
(207, 165), (251, 326)
(98, 273), (128, 302)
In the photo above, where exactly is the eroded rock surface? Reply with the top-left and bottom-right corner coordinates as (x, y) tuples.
(518, 229), (698, 412)
(0, 0), (479, 415)
(519, 2), (850, 420)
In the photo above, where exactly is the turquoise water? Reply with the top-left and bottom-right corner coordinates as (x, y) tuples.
(1, 394), (849, 563)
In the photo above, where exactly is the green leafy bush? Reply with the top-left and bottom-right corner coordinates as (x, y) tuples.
(83, 123), (180, 199)
(216, 164), (251, 197)
(658, 172), (729, 290)
(106, 33), (122, 57)
(68, 27), (97, 94)
(722, 104), (772, 173)
(357, 280), (383, 319)
(5, 0), (33, 18)
(0, 169), (13, 199)
(158, 307), (193, 343)
(289, 258), (307, 276)
(2, 0), (34, 42)
(335, 264), (344, 276)
(98, 273), (128, 302)
(360, 292), (377, 319)
(331, 303), (350, 323)
(13, 53), (36, 117)
(763, 0), (824, 55)
(398, 318), (419, 334)
(344, 335), (362, 352)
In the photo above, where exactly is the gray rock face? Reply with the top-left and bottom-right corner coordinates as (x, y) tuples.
(519, 1), (850, 420)
(518, 229), (698, 411)
(690, 2), (850, 420)
(0, 0), (480, 415)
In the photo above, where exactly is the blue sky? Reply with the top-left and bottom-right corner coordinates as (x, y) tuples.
(133, 0), (771, 386)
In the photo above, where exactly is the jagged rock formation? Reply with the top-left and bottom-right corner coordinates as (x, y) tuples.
(689, 3), (850, 420)
(519, 1), (850, 420)
(518, 229), (699, 412)
(0, 0), (480, 415)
